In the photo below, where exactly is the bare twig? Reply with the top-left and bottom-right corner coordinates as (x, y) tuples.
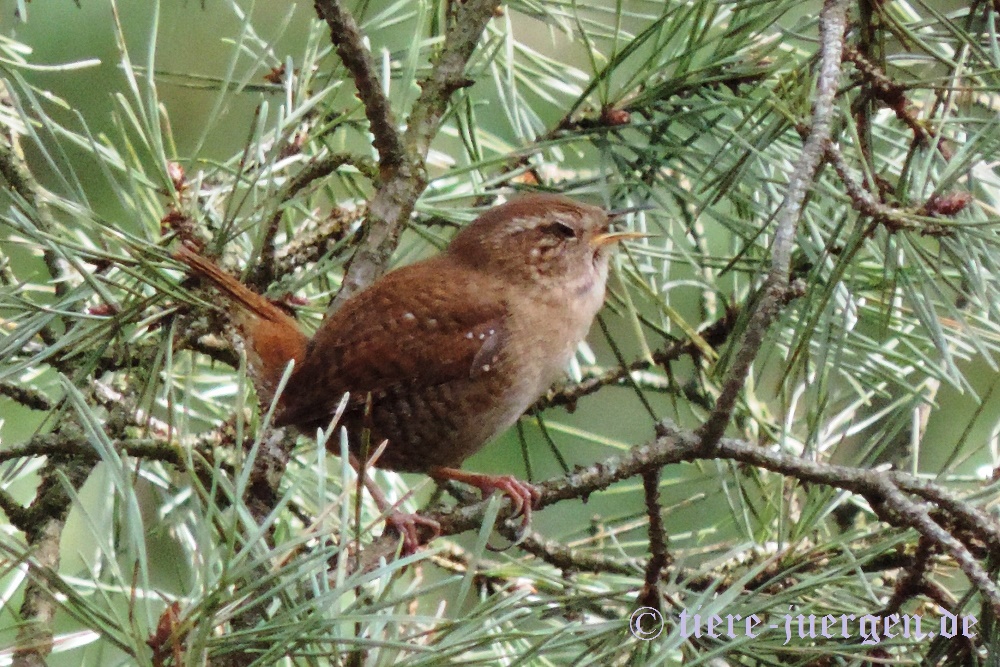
(891, 473), (1000, 553)
(883, 537), (934, 615)
(533, 310), (737, 413)
(0, 382), (52, 412)
(638, 467), (669, 609)
(355, 419), (1000, 618)
(826, 142), (912, 229)
(868, 479), (1000, 615)
(312, 0), (406, 171)
(495, 523), (645, 577)
(698, 0), (850, 448)
(0, 488), (32, 532)
(493, 509), (950, 599)
(326, 0), (500, 310)
(0, 435), (191, 469)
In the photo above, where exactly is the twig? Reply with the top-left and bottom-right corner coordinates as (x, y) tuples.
(891, 473), (1000, 553)
(498, 514), (949, 599)
(0, 488), (32, 532)
(13, 459), (93, 667)
(825, 142), (912, 229)
(312, 0), (406, 171)
(0, 82), (70, 347)
(883, 537), (933, 615)
(326, 0), (500, 310)
(402, 0), (499, 161)
(868, 479), (1000, 615)
(698, 0), (850, 448)
(825, 142), (956, 236)
(495, 523), (644, 577)
(533, 311), (737, 413)
(255, 153), (375, 288)
(273, 205), (366, 274)
(843, 45), (952, 161)
(0, 382), (52, 412)
(0, 436), (191, 469)
(356, 418), (1000, 619)
(638, 467), (669, 609)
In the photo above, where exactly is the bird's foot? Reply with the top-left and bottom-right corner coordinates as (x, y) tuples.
(384, 511), (441, 556)
(429, 467), (541, 529)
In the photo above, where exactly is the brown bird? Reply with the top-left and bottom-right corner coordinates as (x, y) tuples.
(176, 193), (645, 549)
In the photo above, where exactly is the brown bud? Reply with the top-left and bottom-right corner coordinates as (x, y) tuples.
(925, 191), (972, 217)
(264, 64), (286, 85)
(87, 303), (118, 316)
(600, 105), (631, 126)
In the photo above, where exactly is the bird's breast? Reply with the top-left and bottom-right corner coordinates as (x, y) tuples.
(507, 273), (608, 395)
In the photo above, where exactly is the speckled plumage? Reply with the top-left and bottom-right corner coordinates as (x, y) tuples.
(179, 193), (627, 475)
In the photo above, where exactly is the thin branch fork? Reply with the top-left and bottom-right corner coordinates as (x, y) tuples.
(314, 0), (501, 310)
(826, 141), (963, 236)
(842, 45), (951, 161)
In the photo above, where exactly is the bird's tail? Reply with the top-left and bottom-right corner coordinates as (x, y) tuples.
(174, 244), (291, 325)
(174, 244), (309, 400)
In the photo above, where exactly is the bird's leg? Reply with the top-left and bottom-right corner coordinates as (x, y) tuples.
(428, 466), (541, 529)
(348, 453), (440, 554)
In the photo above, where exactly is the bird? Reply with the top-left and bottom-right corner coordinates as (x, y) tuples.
(175, 193), (645, 550)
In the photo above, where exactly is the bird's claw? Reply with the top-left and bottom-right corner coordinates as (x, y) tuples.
(476, 474), (541, 529)
(427, 468), (541, 550)
(479, 475), (540, 552)
(385, 511), (441, 555)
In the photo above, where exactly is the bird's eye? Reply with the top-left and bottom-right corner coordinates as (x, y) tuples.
(542, 221), (578, 239)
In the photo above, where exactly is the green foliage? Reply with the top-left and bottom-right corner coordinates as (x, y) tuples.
(2, 0), (1000, 664)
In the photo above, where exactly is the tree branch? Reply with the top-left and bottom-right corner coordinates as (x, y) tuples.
(356, 418), (1000, 620)
(312, 0), (406, 171)
(698, 0), (850, 448)
(325, 0), (500, 310)
(402, 0), (498, 161)
(826, 141), (960, 236)
(0, 381), (52, 412)
(13, 459), (93, 667)
(638, 467), (669, 609)
(0, 82), (70, 347)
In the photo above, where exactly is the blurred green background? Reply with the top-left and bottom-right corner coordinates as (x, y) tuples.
(3, 1), (1000, 663)
(4, 0), (999, 575)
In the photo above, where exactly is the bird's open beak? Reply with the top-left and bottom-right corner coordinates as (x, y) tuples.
(589, 230), (651, 248)
(591, 203), (655, 247)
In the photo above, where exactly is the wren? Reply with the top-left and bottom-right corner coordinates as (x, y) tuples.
(176, 193), (644, 547)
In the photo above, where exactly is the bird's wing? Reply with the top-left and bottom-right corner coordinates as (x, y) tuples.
(274, 262), (509, 428)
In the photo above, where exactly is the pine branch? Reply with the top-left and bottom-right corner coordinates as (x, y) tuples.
(698, 0), (851, 448)
(312, 0), (406, 172)
(326, 0), (500, 309)
(356, 418), (1000, 620)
